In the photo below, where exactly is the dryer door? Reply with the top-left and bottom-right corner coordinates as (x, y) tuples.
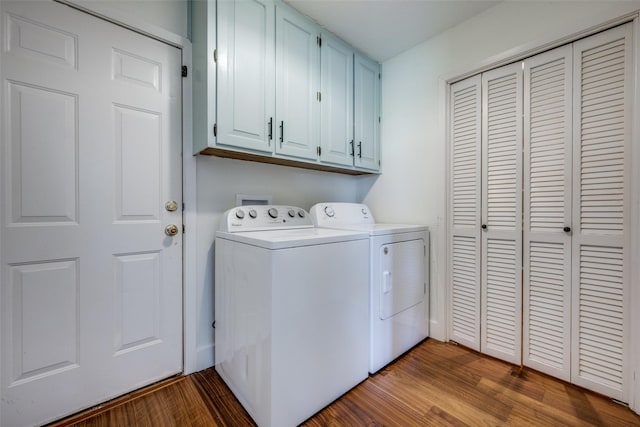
(379, 239), (425, 320)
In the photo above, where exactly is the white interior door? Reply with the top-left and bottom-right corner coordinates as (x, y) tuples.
(0, 2), (183, 426)
(448, 75), (482, 351)
(571, 23), (631, 401)
(481, 62), (522, 365)
(522, 45), (573, 381)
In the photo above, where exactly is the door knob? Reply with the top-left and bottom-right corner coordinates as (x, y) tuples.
(481, 224), (487, 229)
(165, 224), (179, 236)
(563, 226), (571, 233)
(165, 200), (178, 212)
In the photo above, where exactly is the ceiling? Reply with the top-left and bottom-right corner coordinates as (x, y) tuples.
(284, 0), (500, 62)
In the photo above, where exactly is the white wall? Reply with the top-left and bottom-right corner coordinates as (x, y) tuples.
(61, 0), (188, 42)
(362, 1), (640, 343)
(195, 156), (360, 368)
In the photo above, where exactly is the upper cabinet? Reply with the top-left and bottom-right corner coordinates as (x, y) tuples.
(354, 54), (381, 171)
(275, 5), (320, 160)
(193, 0), (381, 175)
(217, 0), (275, 153)
(320, 32), (354, 168)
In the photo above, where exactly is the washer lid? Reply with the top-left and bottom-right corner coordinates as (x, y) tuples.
(216, 227), (369, 250)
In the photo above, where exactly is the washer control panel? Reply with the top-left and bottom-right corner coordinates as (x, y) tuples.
(310, 203), (375, 226)
(221, 205), (312, 232)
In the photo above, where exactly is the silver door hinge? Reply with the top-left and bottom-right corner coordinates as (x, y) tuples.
(213, 123), (217, 137)
(317, 92), (321, 102)
(213, 49), (218, 62)
(317, 146), (321, 156)
(317, 36), (322, 47)
(181, 65), (188, 77)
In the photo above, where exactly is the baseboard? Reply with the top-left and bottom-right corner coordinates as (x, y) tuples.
(429, 319), (445, 342)
(196, 343), (215, 372)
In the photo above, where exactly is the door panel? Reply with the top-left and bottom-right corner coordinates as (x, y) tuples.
(481, 63), (522, 365)
(523, 45), (572, 381)
(217, 0), (275, 153)
(320, 32), (353, 167)
(275, 5), (319, 160)
(354, 53), (380, 171)
(378, 240), (425, 320)
(449, 75), (482, 351)
(1, 2), (183, 426)
(571, 24), (631, 401)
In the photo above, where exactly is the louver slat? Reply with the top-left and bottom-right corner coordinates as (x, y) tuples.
(523, 45), (572, 382)
(449, 76), (481, 351)
(577, 246), (624, 391)
(579, 38), (625, 234)
(572, 24), (630, 402)
(481, 63), (522, 365)
(451, 236), (480, 345)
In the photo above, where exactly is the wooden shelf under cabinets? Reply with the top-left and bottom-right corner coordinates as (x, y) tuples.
(199, 147), (375, 175)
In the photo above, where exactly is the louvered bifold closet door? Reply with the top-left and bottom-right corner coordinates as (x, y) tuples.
(449, 75), (482, 351)
(571, 24), (631, 401)
(522, 45), (573, 381)
(481, 63), (523, 365)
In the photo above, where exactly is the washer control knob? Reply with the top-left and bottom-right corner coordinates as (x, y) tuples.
(268, 208), (278, 219)
(288, 209), (295, 218)
(324, 206), (335, 217)
(297, 210), (306, 218)
(235, 209), (245, 219)
(248, 209), (257, 219)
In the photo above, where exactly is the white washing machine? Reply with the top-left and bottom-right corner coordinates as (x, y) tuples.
(215, 205), (369, 427)
(310, 202), (429, 374)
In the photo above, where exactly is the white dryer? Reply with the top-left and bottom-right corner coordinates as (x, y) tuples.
(310, 202), (429, 374)
(215, 205), (369, 427)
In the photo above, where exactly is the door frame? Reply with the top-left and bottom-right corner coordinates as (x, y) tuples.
(441, 10), (640, 410)
(49, 0), (199, 375)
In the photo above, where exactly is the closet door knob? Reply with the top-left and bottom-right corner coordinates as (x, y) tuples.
(481, 224), (487, 230)
(563, 226), (571, 233)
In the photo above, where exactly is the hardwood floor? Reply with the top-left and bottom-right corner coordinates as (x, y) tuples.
(51, 340), (640, 426)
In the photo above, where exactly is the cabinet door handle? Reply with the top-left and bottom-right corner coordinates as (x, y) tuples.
(481, 224), (487, 230)
(268, 117), (273, 142)
(358, 141), (362, 158)
(350, 140), (354, 156)
(279, 121), (284, 144)
(563, 226), (571, 233)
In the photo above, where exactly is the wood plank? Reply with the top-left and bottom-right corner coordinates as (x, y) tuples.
(49, 340), (640, 427)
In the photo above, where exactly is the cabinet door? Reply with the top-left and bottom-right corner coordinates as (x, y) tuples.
(449, 75), (482, 351)
(571, 23), (631, 401)
(481, 62), (523, 365)
(275, 5), (320, 161)
(217, 0), (275, 153)
(320, 32), (354, 167)
(354, 53), (380, 171)
(523, 45), (573, 382)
